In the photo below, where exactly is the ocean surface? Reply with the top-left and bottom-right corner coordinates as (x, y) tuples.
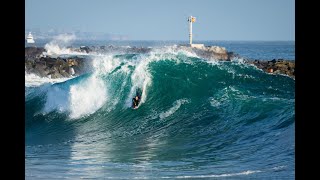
(25, 40), (295, 179)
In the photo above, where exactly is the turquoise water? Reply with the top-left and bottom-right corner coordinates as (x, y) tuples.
(25, 42), (295, 179)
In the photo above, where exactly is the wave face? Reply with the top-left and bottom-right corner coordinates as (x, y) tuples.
(25, 47), (295, 179)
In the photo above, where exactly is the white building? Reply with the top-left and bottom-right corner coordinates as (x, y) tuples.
(26, 32), (35, 43)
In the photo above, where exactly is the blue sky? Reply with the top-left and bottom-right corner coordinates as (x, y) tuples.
(25, 0), (295, 41)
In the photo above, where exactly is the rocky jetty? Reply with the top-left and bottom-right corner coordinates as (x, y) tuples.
(25, 47), (90, 78)
(25, 46), (294, 79)
(246, 59), (295, 78)
(178, 45), (238, 60)
(73, 45), (235, 60)
(177, 44), (295, 78)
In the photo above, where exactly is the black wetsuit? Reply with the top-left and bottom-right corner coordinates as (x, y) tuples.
(132, 98), (140, 108)
(132, 88), (142, 108)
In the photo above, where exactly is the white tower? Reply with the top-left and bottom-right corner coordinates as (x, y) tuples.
(187, 16), (196, 45)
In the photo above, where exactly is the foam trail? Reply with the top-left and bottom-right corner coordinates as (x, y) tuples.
(161, 170), (262, 179)
(130, 59), (151, 104)
(125, 55), (152, 107)
(159, 99), (189, 120)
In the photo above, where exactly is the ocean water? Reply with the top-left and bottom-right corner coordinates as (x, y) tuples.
(25, 41), (295, 179)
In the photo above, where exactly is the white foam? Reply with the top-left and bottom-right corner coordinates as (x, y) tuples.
(231, 57), (246, 64)
(120, 45), (131, 48)
(161, 170), (262, 179)
(152, 46), (199, 62)
(69, 75), (107, 119)
(41, 53), (126, 118)
(236, 73), (255, 79)
(159, 99), (189, 120)
(42, 74), (107, 119)
(209, 97), (221, 107)
(25, 72), (70, 87)
(120, 64), (131, 74)
(92, 54), (121, 75)
(129, 57), (152, 104)
(122, 54), (152, 107)
(205, 59), (220, 66)
(43, 33), (86, 56)
(271, 165), (286, 170)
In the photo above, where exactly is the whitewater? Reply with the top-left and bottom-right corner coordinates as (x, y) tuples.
(25, 40), (295, 179)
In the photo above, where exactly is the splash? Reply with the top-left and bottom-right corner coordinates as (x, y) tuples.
(44, 33), (79, 56)
(69, 75), (107, 119)
(25, 71), (70, 87)
(42, 75), (107, 119)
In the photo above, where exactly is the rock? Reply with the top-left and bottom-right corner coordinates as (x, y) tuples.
(270, 59), (277, 63)
(33, 63), (49, 77)
(25, 47), (45, 59)
(25, 47), (90, 79)
(177, 45), (231, 60)
(247, 59), (295, 78)
(227, 51), (239, 59)
(60, 69), (70, 77)
(51, 71), (64, 79)
(274, 70), (281, 74)
(207, 46), (227, 54)
(80, 46), (91, 53)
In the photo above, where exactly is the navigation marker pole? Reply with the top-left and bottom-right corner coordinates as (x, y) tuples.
(188, 16), (196, 45)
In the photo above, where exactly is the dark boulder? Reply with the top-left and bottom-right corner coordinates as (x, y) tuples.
(25, 47), (45, 59)
(247, 59), (295, 78)
(80, 46), (91, 53)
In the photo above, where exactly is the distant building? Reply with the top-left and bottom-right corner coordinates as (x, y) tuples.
(26, 32), (35, 43)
